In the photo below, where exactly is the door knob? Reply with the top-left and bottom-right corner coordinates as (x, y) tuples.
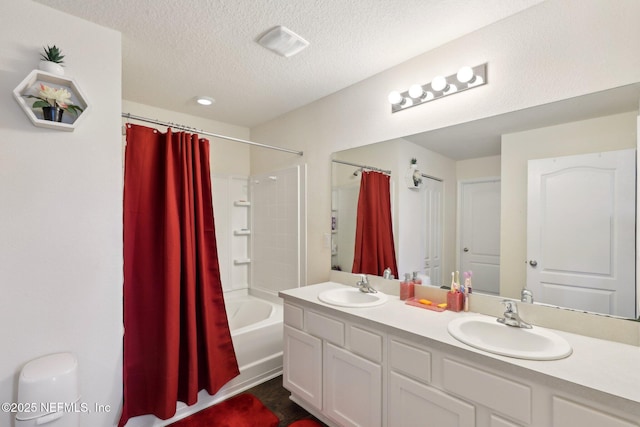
(463, 248), (469, 252)
(529, 260), (538, 267)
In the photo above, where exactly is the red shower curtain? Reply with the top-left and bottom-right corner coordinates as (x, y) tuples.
(352, 171), (398, 278)
(119, 124), (239, 426)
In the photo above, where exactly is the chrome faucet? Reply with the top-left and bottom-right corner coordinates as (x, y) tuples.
(356, 274), (377, 293)
(497, 300), (532, 329)
(521, 288), (534, 304)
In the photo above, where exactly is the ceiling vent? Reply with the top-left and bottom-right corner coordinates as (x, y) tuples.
(257, 26), (309, 58)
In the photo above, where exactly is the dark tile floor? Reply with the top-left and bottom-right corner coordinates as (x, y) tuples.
(246, 375), (327, 427)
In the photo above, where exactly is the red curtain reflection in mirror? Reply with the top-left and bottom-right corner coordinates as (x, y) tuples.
(352, 171), (398, 278)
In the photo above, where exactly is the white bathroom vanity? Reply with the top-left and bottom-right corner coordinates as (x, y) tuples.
(279, 282), (640, 427)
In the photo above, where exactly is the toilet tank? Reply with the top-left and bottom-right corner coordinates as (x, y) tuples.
(16, 352), (80, 421)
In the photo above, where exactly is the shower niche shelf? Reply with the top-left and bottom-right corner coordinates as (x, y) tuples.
(234, 201), (251, 207)
(233, 259), (251, 265)
(234, 230), (251, 236)
(13, 69), (90, 131)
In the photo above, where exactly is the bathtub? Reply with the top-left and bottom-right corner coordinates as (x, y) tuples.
(144, 293), (283, 427)
(226, 294), (284, 372)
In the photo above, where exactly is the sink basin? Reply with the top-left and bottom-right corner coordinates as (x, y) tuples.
(448, 316), (572, 360)
(318, 287), (388, 308)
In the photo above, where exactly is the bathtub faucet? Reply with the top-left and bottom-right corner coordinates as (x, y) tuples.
(356, 274), (377, 293)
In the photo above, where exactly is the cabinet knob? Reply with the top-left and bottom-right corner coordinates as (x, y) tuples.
(529, 260), (538, 267)
(463, 247), (469, 252)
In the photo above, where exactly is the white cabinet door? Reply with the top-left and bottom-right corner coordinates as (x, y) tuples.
(283, 325), (322, 410)
(389, 372), (475, 427)
(324, 342), (382, 427)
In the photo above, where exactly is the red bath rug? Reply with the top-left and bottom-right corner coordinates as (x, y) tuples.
(168, 393), (279, 427)
(288, 420), (324, 427)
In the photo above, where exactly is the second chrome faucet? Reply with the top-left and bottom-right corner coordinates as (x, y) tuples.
(497, 300), (532, 329)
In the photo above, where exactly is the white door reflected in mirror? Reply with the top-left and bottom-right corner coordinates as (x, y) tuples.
(527, 149), (636, 318)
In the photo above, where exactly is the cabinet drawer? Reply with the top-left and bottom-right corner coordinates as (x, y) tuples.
(443, 358), (531, 425)
(306, 310), (345, 346)
(552, 396), (637, 427)
(349, 325), (383, 363)
(389, 372), (475, 427)
(389, 338), (432, 384)
(284, 302), (304, 329)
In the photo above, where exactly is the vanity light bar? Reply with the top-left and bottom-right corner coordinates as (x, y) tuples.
(389, 63), (487, 113)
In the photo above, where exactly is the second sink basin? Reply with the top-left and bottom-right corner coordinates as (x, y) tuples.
(318, 287), (388, 308)
(448, 316), (572, 360)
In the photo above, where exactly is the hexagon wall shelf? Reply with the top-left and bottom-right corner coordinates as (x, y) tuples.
(13, 70), (90, 131)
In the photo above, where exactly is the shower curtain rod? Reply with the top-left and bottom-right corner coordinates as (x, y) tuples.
(331, 159), (391, 175)
(420, 172), (443, 182)
(122, 113), (304, 156)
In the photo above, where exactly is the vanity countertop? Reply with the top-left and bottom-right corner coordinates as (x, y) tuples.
(279, 281), (640, 405)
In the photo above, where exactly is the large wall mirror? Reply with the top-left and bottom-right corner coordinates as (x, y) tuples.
(332, 83), (640, 320)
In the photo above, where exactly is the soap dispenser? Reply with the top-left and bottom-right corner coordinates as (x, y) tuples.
(400, 273), (414, 300)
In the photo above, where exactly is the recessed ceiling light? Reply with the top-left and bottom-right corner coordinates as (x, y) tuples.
(257, 25), (309, 58)
(195, 96), (215, 106)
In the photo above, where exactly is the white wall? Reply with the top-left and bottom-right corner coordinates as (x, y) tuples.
(0, 1), (122, 426)
(250, 0), (640, 286)
(456, 156), (501, 182)
(500, 111), (638, 298)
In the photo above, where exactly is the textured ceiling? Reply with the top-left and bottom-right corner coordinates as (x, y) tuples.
(35, 0), (543, 128)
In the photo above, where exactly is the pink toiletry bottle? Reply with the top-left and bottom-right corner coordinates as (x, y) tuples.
(400, 273), (414, 300)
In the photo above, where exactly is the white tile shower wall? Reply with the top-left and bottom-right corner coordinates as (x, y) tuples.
(212, 174), (250, 292)
(251, 166), (301, 294)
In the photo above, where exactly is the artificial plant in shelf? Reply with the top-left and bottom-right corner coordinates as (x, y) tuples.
(24, 84), (84, 122)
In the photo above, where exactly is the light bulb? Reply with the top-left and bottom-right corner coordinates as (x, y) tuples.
(408, 84), (424, 99)
(388, 91), (404, 106)
(456, 66), (475, 84)
(431, 75), (447, 92)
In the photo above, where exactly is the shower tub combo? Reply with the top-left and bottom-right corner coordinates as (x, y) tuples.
(144, 293), (283, 427)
